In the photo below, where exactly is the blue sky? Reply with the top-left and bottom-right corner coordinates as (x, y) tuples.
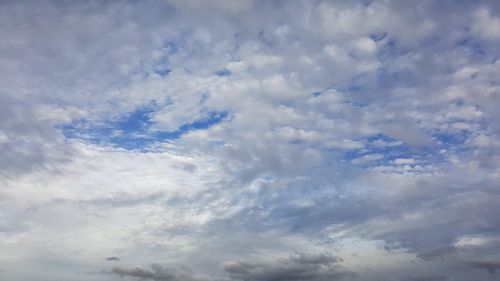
(62, 104), (228, 150)
(1, 1), (500, 281)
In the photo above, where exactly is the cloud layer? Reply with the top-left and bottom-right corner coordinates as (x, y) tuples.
(1, 1), (500, 281)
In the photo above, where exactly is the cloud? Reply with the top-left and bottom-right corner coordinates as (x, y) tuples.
(1, 1), (500, 281)
(465, 260), (500, 274)
(404, 277), (447, 281)
(112, 264), (205, 281)
(111, 255), (352, 281)
(0, 95), (74, 177)
(351, 153), (384, 164)
(223, 254), (354, 281)
(472, 7), (500, 40)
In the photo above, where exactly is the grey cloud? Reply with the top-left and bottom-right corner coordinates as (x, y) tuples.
(70, 192), (165, 208)
(223, 254), (354, 281)
(111, 256), (352, 281)
(404, 277), (447, 281)
(383, 123), (431, 147)
(373, 190), (500, 256)
(465, 260), (500, 274)
(0, 96), (74, 177)
(106, 257), (120, 261)
(112, 264), (205, 281)
(416, 246), (457, 261)
(24, 192), (166, 217)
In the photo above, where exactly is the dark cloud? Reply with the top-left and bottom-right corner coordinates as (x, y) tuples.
(404, 277), (447, 281)
(112, 254), (353, 281)
(416, 246), (457, 261)
(112, 264), (204, 281)
(223, 254), (354, 281)
(465, 260), (500, 274)
(106, 256), (120, 261)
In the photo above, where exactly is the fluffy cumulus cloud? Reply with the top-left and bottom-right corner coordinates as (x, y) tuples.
(1, 1), (500, 280)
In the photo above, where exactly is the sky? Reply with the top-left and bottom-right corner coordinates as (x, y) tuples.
(1, 0), (500, 280)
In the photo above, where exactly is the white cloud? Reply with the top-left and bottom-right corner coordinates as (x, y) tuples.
(351, 37), (377, 54)
(472, 6), (500, 39)
(393, 158), (416, 165)
(352, 153), (384, 164)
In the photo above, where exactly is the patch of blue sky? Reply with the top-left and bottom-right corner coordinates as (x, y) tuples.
(341, 134), (448, 167)
(375, 67), (418, 89)
(61, 105), (228, 151)
(149, 39), (187, 77)
(433, 130), (470, 146)
(215, 69), (231, 76)
(151, 54), (172, 77)
(369, 32), (387, 42)
(431, 129), (476, 158)
(163, 41), (179, 54)
(456, 37), (486, 57)
(153, 65), (171, 77)
(258, 29), (274, 47)
(310, 86), (349, 97)
(155, 111), (228, 139)
(387, 132), (475, 167)
(288, 139), (306, 146)
(114, 104), (157, 132)
(377, 37), (398, 57)
(376, 38), (421, 66)
(309, 88), (370, 110)
(427, 128), (480, 164)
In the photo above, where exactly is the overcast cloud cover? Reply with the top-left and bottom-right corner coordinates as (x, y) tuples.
(1, 0), (500, 280)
